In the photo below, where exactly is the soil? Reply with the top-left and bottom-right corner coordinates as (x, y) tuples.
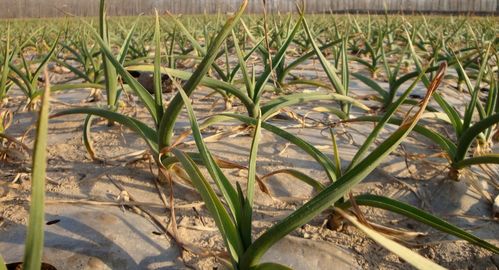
(0, 61), (498, 269)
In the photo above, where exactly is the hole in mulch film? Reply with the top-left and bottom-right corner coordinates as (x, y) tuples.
(46, 219), (61, 225)
(7, 262), (57, 270)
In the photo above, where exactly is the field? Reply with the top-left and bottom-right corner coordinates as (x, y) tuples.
(0, 0), (498, 269)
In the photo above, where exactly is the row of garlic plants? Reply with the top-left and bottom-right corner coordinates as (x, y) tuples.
(0, 1), (497, 269)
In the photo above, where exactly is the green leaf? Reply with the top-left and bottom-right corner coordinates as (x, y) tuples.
(0, 254), (6, 270)
(284, 79), (337, 92)
(302, 16), (345, 96)
(229, 36), (266, 83)
(232, 30), (254, 100)
(405, 30), (463, 136)
(82, 115), (98, 161)
(453, 154), (499, 169)
(99, 0), (118, 109)
(8, 33), (60, 99)
(34, 83), (105, 97)
(32, 34), (60, 87)
(172, 149), (244, 263)
(330, 128), (342, 177)
(261, 93), (369, 121)
(484, 71), (497, 118)
(201, 113), (337, 183)
(351, 56), (375, 71)
(250, 262), (293, 270)
(262, 169), (326, 192)
(0, 26), (12, 99)
(351, 72), (388, 100)
(340, 38), (350, 114)
(241, 113), (262, 248)
(8, 64), (33, 97)
(23, 72), (50, 270)
(312, 106), (349, 120)
(340, 194), (499, 254)
(51, 108), (159, 154)
(153, 10), (164, 125)
(348, 63), (444, 169)
(347, 115), (457, 158)
(174, 81), (242, 226)
(432, 93), (464, 136)
(278, 37), (346, 83)
(117, 17), (139, 65)
(454, 113), (499, 164)
(334, 207), (446, 270)
(53, 58), (92, 82)
(88, 23), (159, 124)
(459, 47), (489, 127)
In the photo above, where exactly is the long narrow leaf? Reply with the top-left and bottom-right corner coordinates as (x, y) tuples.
(23, 70), (50, 270)
(51, 108), (159, 154)
(454, 154), (499, 169)
(352, 72), (388, 100)
(0, 254), (6, 270)
(117, 17), (139, 65)
(454, 113), (499, 163)
(0, 25), (11, 98)
(459, 47), (489, 127)
(348, 63), (445, 169)
(201, 113), (337, 182)
(252, 262), (293, 270)
(174, 82), (243, 227)
(334, 208), (446, 270)
(405, 29), (463, 136)
(261, 93), (369, 120)
(99, 0), (118, 109)
(232, 30), (254, 100)
(153, 10), (164, 124)
(347, 115), (457, 158)
(172, 149), (244, 263)
(261, 169), (326, 192)
(302, 17), (345, 96)
(340, 194), (499, 254)
(241, 114), (262, 247)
